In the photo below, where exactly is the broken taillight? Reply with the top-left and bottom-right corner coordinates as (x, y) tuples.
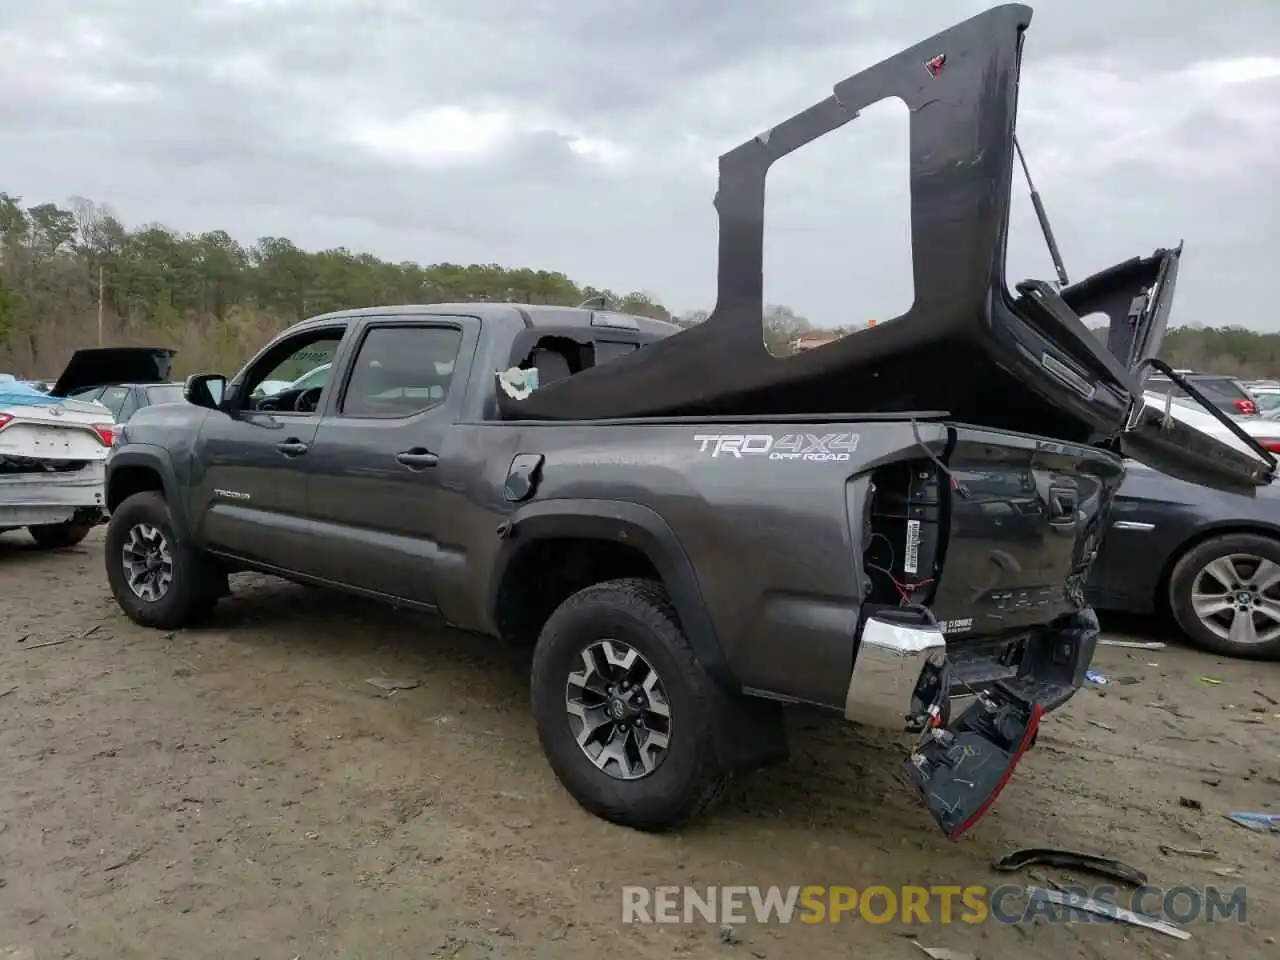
(92, 424), (115, 447)
(1236, 398), (1258, 416)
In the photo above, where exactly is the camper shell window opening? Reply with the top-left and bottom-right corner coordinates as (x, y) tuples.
(505, 328), (658, 389)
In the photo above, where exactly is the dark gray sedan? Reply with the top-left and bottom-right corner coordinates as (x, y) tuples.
(1088, 462), (1280, 660)
(66, 382), (189, 425)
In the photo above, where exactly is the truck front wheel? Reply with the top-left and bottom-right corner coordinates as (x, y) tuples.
(105, 491), (224, 630)
(530, 577), (733, 831)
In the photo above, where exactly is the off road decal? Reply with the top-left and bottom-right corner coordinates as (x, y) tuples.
(693, 433), (860, 462)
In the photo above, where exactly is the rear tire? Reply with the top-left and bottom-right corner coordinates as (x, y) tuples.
(105, 491), (223, 629)
(27, 519), (94, 549)
(1169, 532), (1280, 660)
(530, 577), (733, 831)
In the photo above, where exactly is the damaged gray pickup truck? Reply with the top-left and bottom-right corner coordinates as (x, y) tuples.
(102, 5), (1274, 837)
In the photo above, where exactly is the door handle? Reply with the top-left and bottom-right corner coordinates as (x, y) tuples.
(276, 439), (310, 457)
(396, 448), (439, 470)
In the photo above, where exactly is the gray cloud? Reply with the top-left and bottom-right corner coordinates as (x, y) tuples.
(1, 0), (1277, 328)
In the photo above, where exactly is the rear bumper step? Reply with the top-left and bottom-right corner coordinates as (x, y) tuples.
(844, 606), (1099, 838)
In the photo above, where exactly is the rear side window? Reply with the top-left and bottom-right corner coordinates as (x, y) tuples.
(341, 325), (463, 418)
(1191, 377), (1250, 403)
(1144, 377), (1249, 404)
(98, 385), (131, 419)
(145, 384), (187, 405)
(116, 390), (141, 423)
(594, 340), (640, 365)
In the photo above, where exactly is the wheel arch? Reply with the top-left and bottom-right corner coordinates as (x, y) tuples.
(490, 499), (734, 690)
(105, 446), (187, 536)
(1157, 521), (1280, 615)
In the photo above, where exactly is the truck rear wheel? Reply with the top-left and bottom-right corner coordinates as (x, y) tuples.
(530, 577), (733, 831)
(105, 491), (223, 630)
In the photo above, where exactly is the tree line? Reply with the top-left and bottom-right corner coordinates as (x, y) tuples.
(0, 192), (681, 378)
(1, 191), (1274, 379)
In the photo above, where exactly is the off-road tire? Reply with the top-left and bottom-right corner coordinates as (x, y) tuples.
(27, 520), (94, 549)
(530, 577), (733, 831)
(1169, 532), (1280, 660)
(105, 491), (223, 630)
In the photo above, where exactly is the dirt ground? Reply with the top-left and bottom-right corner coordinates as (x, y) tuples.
(1, 530), (1277, 959)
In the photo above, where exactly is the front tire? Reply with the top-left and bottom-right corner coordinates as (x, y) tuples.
(1169, 532), (1280, 660)
(28, 519), (94, 549)
(105, 491), (223, 629)
(530, 577), (733, 831)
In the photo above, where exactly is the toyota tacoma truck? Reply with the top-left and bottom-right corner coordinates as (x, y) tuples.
(101, 5), (1273, 837)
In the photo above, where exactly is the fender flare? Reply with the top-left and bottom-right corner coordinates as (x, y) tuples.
(491, 498), (735, 690)
(105, 445), (188, 538)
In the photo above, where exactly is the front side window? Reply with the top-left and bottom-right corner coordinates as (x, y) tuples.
(340, 326), (463, 418)
(243, 329), (345, 414)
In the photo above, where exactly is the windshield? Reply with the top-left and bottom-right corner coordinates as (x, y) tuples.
(145, 384), (187, 405)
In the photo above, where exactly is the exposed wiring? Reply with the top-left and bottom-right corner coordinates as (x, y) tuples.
(867, 531), (895, 569)
(866, 560), (935, 606)
(910, 418), (969, 498)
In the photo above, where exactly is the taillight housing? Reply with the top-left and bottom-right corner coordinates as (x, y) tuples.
(1236, 398), (1258, 416)
(92, 424), (115, 447)
(0, 413), (12, 431)
(1255, 438), (1280, 454)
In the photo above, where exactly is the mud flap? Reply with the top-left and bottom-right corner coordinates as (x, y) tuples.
(903, 683), (1044, 839)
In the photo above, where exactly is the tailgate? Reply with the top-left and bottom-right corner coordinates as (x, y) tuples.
(927, 426), (1123, 639)
(861, 425), (1121, 838)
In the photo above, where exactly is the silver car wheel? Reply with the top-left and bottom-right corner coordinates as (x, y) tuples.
(121, 523), (174, 603)
(565, 639), (672, 780)
(1191, 553), (1280, 647)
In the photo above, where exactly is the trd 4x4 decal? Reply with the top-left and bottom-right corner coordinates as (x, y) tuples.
(693, 433), (860, 462)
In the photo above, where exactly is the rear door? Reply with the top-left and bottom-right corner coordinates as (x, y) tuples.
(1058, 245), (1274, 493)
(303, 315), (477, 605)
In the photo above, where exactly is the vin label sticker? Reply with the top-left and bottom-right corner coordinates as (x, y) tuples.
(904, 519), (922, 574)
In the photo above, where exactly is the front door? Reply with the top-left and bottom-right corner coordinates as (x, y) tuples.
(304, 317), (473, 606)
(189, 325), (347, 571)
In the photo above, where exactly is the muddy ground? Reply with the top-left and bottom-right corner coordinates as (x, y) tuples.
(1, 530), (1277, 959)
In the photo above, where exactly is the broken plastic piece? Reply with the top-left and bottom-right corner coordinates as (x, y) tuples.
(993, 848), (1148, 886)
(1225, 811), (1280, 832)
(496, 367), (540, 400)
(366, 677), (421, 692)
(1097, 638), (1165, 650)
(1026, 887), (1190, 940)
(904, 683), (1043, 839)
(913, 945), (973, 960)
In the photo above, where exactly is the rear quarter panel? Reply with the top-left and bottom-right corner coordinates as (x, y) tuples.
(434, 419), (946, 709)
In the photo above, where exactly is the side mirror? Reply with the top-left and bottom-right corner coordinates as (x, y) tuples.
(184, 374), (227, 410)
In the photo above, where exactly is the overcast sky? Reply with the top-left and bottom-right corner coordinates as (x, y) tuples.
(2, 0), (1277, 329)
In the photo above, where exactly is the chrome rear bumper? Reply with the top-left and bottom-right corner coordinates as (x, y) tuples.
(843, 613), (947, 730)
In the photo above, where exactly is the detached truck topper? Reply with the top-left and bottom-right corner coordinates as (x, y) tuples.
(102, 5), (1273, 837)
